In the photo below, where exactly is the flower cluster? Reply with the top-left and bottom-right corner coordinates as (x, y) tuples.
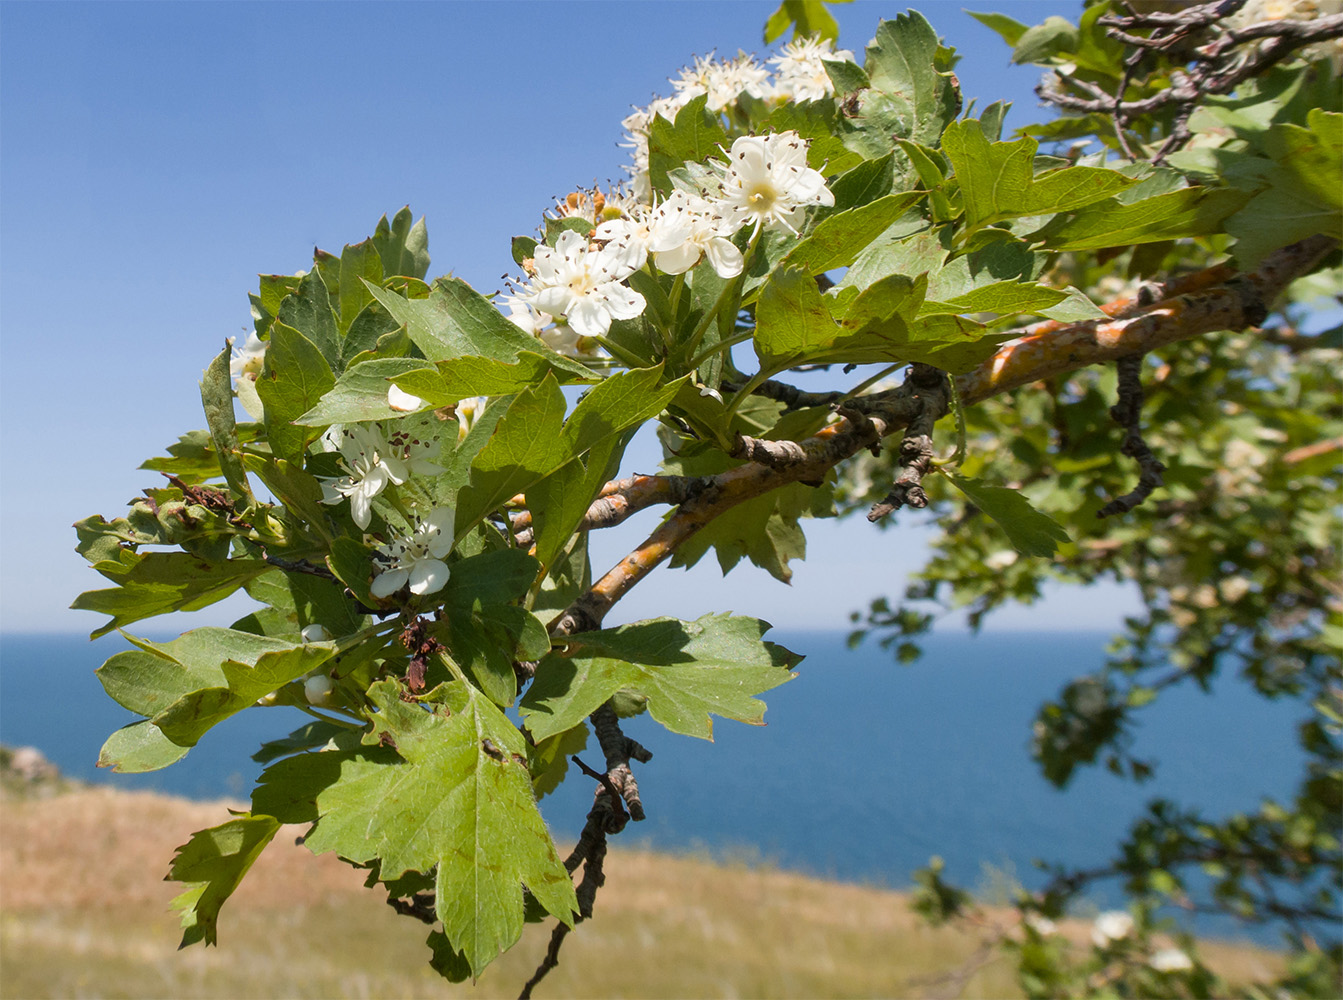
(621, 39), (854, 201)
(506, 132), (832, 343)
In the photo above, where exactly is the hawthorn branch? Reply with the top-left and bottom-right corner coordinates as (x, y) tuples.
(868, 364), (949, 522)
(1098, 354), (1167, 518)
(511, 474), (710, 549)
(548, 234), (1336, 639)
(519, 784), (615, 1000)
(1040, 5), (1343, 161)
(524, 234), (1334, 998)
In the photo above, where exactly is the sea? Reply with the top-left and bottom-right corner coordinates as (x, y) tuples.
(0, 629), (1314, 947)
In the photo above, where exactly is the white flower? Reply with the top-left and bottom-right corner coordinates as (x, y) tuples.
(300, 623), (331, 642)
(643, 190), (744, 278)
(523, 229), (646, 338)
(498, 294), (588, 358)
(318, 423), (444, 530)
(540, 325), (584, 356)
(229, 332), (267, 379)
(387, 384), (427, 412)
(710, 131), (834, 236)
(594, 210), (653, 272)
(769, 37), (856, 103)
(672, 52), (772, 111)
(370, 506), (455, 598)
(501, 295), (549, 336)
(984, 549), (1019, 571)
(1091, 910), (1135, 947)
(1150, 948), (1194, 973)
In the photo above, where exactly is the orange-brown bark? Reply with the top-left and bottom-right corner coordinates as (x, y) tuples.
(549, 235), (1338, 637)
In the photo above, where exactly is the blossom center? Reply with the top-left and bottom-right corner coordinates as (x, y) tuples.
(746, 183), (778, 213)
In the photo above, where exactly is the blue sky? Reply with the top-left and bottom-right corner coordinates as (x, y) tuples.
(1, 0), (1139, 635)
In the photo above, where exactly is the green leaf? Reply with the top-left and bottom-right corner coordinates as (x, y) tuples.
(521, 613), (799, 741)
(327, 536), (377, 607)
(240, 455), (331, 537)
(1034, 187), (1251, 252)
(920, 280), (1068, 318)
(1227, 110), (1343, 267)
(762, 100), (863, 175)
(754, 266), (843, 370)
(73, 553), (269, 639)
(199, 344), (254, 505)
(275, 270), (341, 370)
(670, 476), (834, 580)
(364, 278), (592, 378)
(390, 352), (598, 408)
(967, 10), (1029, 48)
(824, 57), (870, 97)
(295, 357), (437, 425)
(94, 626), (313, 724)
(342, 312), (410, 368)
(647, 95), (729, 196)
(138, 429), (227, 484)
(763, 0), (841, 44)
(1011, 15), (1078, 65)
(168, 814), (281, 947)
(756, 266), (985, 370)
(528, 723), (588, 799)
(255, 320), (336, 462)
(783, 192), (925, 275)
(941, 120), (1137, 241)
(253, 680), (578, 977)
(454, 376), (568, 535)
(372, 206), (430, 281)
(944, 473), (1070, 557)
(97, 720), (191, 773)
(526, 430), (631, 575)
(862, 13), (959, 146)
(431, 549), (547, 705)
(511, 235), (538, 267)
(826, 153), (897, 214)
(456, 368), (682, 536)
(337, 238), (384, 335)
(251, 274), (303, 339)
(154, 642), (336, 747)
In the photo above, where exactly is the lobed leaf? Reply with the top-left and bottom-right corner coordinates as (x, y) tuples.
(252, 680), (578, 977)
(520, 613), (800, 741)
(73, 553), (269, 639)
(167, 814), (282, 947)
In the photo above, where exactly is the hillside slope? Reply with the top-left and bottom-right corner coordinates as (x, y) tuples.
(0, 781), (1283, 999)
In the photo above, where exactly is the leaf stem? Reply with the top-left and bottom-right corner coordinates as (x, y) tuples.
(667, 271), (686, 328)
(590, 335), (649, 370)
(681, 226), (762, 365)
(296, 704), (363, 729)
(683, 328), (756, 373)
(837, 363), (905, 404)
(931, 375), (968, 468)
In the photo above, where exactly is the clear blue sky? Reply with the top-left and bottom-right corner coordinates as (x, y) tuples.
(1, 0), (1138, 635)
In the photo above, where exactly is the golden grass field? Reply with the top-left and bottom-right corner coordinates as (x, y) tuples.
(0, 782), (1286, 1000)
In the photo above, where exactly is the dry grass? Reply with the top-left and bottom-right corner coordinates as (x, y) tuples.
(0, 787), (1284, 999)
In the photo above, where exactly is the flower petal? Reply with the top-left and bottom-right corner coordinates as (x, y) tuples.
(370, 567), (409, 598)
(408, 559), (450, 596)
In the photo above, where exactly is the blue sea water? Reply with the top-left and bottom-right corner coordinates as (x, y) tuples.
(0, 628), (1311, 945)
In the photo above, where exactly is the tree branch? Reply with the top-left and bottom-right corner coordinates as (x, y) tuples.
(545, 235), (1336, 637)
(1097, 354), (1167, 518)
